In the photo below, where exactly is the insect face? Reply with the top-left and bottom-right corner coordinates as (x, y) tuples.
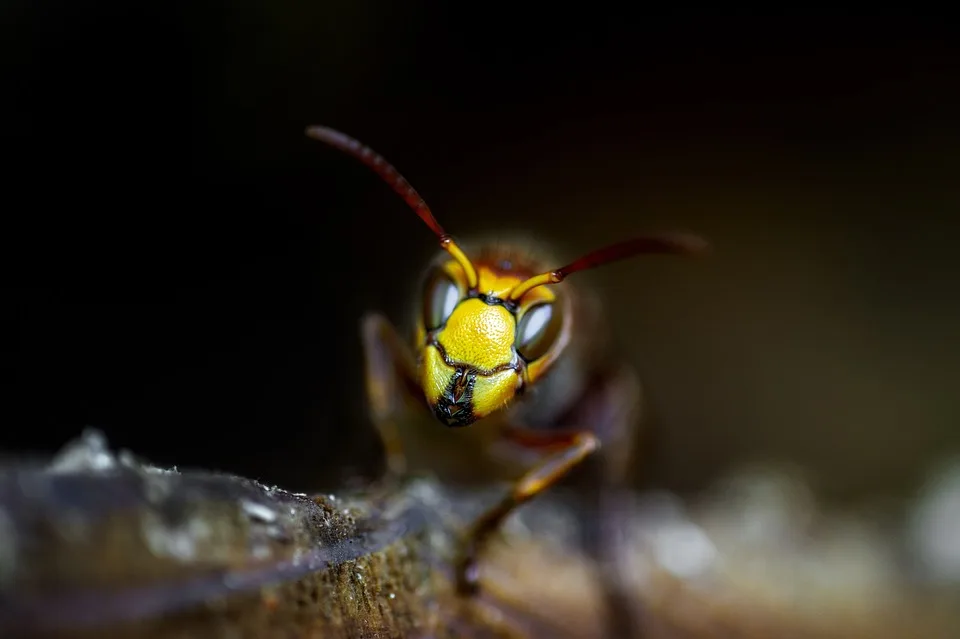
(415, 260), (567, 427)
(304, 124), (708, 429)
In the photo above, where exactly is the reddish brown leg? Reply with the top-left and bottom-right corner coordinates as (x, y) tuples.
(459, 364), (648, 638)
(455, 431), (600, 594)
(582, 366), (648, 639)
(360, 313), (422, 479)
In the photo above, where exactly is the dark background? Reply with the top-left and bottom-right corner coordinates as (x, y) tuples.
(3, 6), (958, 506)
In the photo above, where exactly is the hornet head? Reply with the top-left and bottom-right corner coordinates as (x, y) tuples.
(305, 125), (710, 428)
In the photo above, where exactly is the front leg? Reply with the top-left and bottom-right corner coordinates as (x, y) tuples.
(457, 364), (648, 638)
(454, 431), (600, 594)
(360, 312), (423, 479)
(577, 365), (647, 639)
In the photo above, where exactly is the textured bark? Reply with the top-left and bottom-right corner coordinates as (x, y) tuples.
(0, 431), (956, 639)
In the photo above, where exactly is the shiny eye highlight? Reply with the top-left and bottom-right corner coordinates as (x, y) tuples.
(515, 302), (562, 362)
(422, 268), (461, 330)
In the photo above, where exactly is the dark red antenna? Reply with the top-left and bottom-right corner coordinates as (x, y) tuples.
(507, 232), (709, 301)
(306, 125), (480, 288)
(305, 126), (447, 238)
(556, 233), (709, 278)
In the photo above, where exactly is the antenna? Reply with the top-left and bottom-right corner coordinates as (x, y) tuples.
(306, 126), (479, 289)
(507, 233), (709, 301)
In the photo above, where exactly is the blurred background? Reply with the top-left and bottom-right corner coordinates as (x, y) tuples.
(3, 5), (958, 515)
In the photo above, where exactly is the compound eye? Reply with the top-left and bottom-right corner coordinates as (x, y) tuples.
(515, 302), (562, 362)
(422, 268), (461, 330)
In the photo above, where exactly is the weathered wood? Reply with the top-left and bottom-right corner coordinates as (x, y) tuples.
(0, 431), (957, 639)
(0, 431), (481, 638)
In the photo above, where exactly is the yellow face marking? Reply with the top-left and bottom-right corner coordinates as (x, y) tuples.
(419, 260), (563, 378)
(437, 299), (514, 371)
(415, 256), (569, 425)
(471, 368), (521, 417)
(421, 345), (452, 408)
(421, 345), (521, 421)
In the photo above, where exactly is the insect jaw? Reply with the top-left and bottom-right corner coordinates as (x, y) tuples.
(432, 366), (478, 427)
(421, 340), (526, 428)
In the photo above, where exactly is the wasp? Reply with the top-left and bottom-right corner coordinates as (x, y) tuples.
(306, 125), (708, 636)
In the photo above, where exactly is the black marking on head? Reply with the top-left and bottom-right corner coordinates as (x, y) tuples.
(433, 367), (477, 427)
(427, 338), (526, 378)
(465, 290), (519, 314)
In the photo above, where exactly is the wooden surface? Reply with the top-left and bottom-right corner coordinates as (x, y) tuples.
(0, 431), (957, 638)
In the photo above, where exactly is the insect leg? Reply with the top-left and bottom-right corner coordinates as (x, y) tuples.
(580, 365), (649, 639)
(454, 431), (600, 594)
(360, 313), (422, 478)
